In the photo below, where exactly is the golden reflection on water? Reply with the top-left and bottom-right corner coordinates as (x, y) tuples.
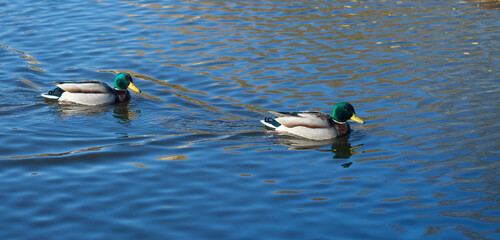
(131, 163), (148, 168)
(110, 0), (449, 126)
(312, 198), (328, 201)
(0, 44), (46, 72)
(222, 143), (262, 153)
(18, 76), (42, 90)
(95, 70), (258, 121)
(157, 154), (188, 161)
(274, 190), (304, 194)
(463, 0), (500, 9)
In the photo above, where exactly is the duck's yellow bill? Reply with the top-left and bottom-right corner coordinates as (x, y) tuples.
(128, 82), (141, 93)
(349, 114), (365, 124)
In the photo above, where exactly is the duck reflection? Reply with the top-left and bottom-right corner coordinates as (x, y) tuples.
(274, 135), (363, 167)
(328, 135), (363, 160)
(112, 102), (141, 123)
(45, 100), (140, 123)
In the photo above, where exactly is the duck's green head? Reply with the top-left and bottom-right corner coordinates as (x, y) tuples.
(332, 102), (365, 124)
(114, 72), (141, 93)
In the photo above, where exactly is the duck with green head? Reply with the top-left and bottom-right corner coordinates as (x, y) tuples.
(41, 72), (141, 105)
(260, 102), (365, 140)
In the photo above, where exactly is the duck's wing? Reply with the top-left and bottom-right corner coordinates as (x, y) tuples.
(269, 111), (333, 129)
(56, 81), (113, 94)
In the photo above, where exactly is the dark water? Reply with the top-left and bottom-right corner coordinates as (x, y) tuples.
(1, 0), (499, 239)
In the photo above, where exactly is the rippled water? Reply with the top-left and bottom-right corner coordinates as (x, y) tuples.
(1, 0), (499, 239)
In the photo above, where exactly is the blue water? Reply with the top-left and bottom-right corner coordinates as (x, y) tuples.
(1, 0), (499, 239)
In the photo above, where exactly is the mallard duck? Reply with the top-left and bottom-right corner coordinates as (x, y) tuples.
(260, 102), (365, 140)
(41, 72), (141, 105)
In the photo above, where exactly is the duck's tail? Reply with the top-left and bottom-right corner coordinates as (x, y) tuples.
(41, 87), (64, 100)
(260, 117), (281, 129)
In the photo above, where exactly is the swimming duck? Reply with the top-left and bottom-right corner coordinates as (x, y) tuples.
(260, 102), (365, 140)
(41, 72), (141, 105)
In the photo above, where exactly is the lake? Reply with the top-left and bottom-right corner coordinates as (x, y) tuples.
(0, 0), (499, 239)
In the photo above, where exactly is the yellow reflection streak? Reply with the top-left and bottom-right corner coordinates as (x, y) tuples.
(0, 44), (46, 72)
(157, 155), (188, 161)
(274, 191), (304, 194)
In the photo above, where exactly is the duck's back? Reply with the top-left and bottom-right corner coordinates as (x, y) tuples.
(266, 111), (339, 140)
(56, 81), (117, 105)
(56, 81), (111, 94)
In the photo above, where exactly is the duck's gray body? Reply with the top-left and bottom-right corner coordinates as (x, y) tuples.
(41, 81), (129, 105)
(261, 111), (351, 140)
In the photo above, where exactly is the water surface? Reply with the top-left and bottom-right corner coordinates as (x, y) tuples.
(0, 0), (499, 239)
